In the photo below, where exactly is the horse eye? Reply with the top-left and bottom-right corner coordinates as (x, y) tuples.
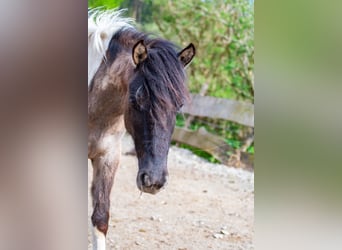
(129, 97), (141, 111)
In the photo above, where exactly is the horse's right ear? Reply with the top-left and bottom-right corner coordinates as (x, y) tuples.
(132, 40), (148, 65)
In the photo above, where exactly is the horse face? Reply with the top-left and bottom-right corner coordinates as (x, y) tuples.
(125, 40), (195, 194)
(124, 92), (176, 194)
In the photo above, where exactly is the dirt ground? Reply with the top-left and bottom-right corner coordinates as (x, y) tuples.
(88, 135), (254, 250)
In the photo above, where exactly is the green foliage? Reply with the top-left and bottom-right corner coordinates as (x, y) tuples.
(120, 0), (153, 24)
(247, 144), (254, 154)
(152, 0), (254, 102)
(171, 141), (220, 164)
(175, 113), (254, 162)
(88, 0), (124, 9)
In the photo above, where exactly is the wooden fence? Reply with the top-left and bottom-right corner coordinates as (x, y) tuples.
(171, 94), (254, 170)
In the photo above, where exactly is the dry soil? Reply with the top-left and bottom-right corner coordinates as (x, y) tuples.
(88, 135), (254, 250)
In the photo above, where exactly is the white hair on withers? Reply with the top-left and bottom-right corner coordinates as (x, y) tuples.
(88, 8), (134, 87)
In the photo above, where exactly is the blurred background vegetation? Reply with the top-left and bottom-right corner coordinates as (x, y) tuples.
(89, 0), (254, 165)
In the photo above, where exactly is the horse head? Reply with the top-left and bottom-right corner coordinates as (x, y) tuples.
(124, 40), (195, 194)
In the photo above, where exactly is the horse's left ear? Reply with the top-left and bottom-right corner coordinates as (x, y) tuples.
(178, 43), (195, 67)
(132, 40), (148, 65)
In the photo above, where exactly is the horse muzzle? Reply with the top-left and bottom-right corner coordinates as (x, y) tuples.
(136, 170), (168, 194)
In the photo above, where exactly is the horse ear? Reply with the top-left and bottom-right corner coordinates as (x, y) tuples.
(178, 43), (195, 67)
(132, 40), (148, 65)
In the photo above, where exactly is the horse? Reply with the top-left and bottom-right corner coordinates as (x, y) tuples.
(88, 9), (195, 250)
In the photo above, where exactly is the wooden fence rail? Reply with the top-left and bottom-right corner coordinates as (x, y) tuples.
(181, 94), (254, 127)
(172, 94), (254, 170)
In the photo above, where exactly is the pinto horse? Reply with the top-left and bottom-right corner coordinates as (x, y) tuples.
(88, 9), (195, 249)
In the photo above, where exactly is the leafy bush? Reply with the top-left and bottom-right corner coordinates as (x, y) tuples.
(88, 0), (123, 9)
(152, 0), (254, 102)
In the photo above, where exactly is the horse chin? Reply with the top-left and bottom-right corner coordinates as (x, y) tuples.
(138, 186), (162, 195)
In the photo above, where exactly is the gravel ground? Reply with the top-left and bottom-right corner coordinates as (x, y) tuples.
(88, 134), (254, 249)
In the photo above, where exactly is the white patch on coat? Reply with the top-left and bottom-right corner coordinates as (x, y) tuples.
(88, 8), (134, 87)
(93, 226), (106, 250)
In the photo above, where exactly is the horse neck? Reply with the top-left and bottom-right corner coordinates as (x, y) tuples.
(88, 56), (132, 126)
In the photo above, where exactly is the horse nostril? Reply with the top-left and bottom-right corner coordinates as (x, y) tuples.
(141, 173), (151, 187)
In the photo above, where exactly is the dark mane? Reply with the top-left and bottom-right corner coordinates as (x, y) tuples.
(107, 28), (190, 123)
